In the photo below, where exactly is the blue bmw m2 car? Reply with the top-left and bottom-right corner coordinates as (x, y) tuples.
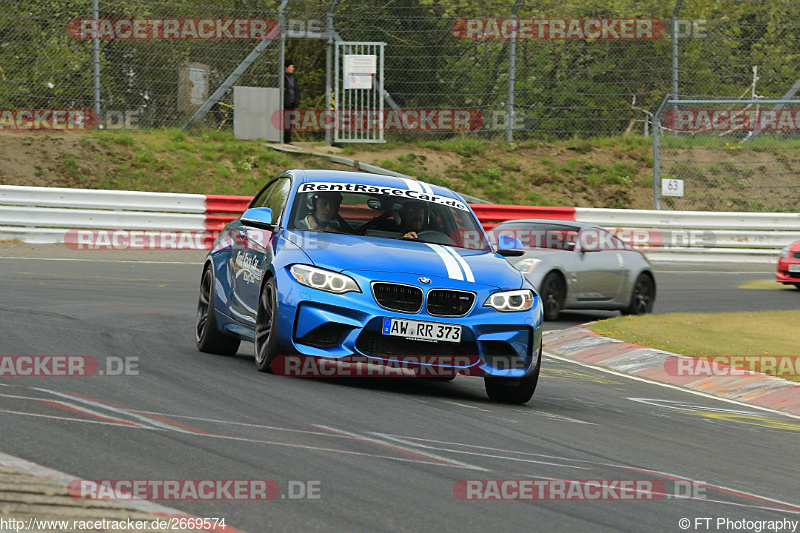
(195, 170), (543, 403)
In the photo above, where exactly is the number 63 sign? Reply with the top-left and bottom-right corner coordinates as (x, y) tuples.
(662, 178), (684, 197)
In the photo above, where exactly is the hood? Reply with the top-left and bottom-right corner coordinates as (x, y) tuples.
(286, 230), (522, 289)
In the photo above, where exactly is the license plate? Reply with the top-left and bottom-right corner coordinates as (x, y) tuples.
(790, 264), (800, 273)
(382, 318), (462, 343)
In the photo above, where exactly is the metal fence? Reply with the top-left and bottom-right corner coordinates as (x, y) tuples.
(3, 0), (800, 210)
(653, 98), (800, 213)
(0, 0), (713, 136)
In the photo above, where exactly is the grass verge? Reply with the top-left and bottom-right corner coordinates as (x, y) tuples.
(588, 311), (800, 382)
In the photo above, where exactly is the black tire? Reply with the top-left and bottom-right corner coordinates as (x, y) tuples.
(196, 265), (240, 356)
(794, 283), (800, 290)
(484, 359), (540, 404)
(540, 272), (565, 321)
(254, 277), (281, 373)
(622, 273), (656, 315)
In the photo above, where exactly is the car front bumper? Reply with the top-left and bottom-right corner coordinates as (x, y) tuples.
(776, 258), (800, 284)
(272, 267), (542, 378)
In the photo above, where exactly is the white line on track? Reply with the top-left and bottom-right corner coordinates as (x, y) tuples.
(312, 424), (487, 471)
(543, 348), (800, 422)
(374, 434), (590, 470)
(374, 434), (800, 512)
(442, 400), (492, 412)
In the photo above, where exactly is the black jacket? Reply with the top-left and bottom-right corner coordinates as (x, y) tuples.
(284, 72), (300, 109)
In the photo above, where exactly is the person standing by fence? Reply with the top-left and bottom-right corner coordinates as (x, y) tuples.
(283, 59), (301, 144)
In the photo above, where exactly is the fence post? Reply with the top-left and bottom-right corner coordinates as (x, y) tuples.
(92, 0), (100, 122)
(325, 0), (339, 146)
(671, 0), (683, 136)
(506, 0), (522, 144)
(278, 1), (288, 142)
(652, 94), (670, 210)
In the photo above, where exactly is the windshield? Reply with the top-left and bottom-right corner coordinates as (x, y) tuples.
(288, 183), (491, 251)
(487, 222), (580, 251)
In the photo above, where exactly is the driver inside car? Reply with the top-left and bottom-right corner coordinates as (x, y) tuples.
(397, 200), (428, 239)
(296, 191), (342, 231)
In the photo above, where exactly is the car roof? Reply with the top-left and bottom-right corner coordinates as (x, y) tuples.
(493, 218), (601, 231)
(290, 169), (461, 202)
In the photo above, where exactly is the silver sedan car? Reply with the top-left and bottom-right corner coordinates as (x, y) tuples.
(488, 219), (656, 321)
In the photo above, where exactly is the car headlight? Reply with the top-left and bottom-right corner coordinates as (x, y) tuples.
(484, 289), (535, 312)
(780, 246), (790, 258)
(515, 258), (542, 274)
(289, 265), (361, 294)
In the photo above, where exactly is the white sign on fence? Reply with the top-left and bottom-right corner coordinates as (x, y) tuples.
(344, 74), (372, 90)
(344, 55), (377, 75)
(662, 178), (684, 197)
(343, 55), (376, 90)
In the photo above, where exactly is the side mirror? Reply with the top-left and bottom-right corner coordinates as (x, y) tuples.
(241, 207), (274, 230)
(497, 235), (525, 257)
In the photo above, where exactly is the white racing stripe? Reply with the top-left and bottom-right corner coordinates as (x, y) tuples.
(425, 243), (463, 280)
(420, 181), (435, 195)
(442, 245), (475, 282)
(402, 178), (423, 192)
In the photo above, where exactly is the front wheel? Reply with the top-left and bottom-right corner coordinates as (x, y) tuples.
(540, 272), (565, 321)
(196, 265), (240, 356)
(622, 273), (656, 315)
(254, 277), (281, 373)
(484, 360), (540, 404)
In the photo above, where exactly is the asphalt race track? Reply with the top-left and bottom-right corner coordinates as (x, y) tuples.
(1, 251), (799, 532)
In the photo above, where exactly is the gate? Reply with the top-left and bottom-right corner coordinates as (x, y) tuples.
(334, 41), (385, 143)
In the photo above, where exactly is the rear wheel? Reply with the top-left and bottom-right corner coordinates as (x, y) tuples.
(254, 277), (281, 373)
(622, 273), (656, 315)
(540, 272), (565, 321)
(196, 265), (240, 356)
(484, 360), (540, 404)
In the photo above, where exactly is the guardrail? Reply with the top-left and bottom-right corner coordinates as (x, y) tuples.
(1, 185), (796, 262)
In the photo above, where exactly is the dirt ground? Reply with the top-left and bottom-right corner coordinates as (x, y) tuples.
(0, 130), (793, 210)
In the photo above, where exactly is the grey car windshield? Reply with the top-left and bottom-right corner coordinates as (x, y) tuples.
(489, 222), (580, 250)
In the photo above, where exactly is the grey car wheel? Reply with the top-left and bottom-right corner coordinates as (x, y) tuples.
(623, 273), (655, 315)
(540, 272), (565, 321)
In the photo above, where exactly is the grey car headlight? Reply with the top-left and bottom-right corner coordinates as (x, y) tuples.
(515, 258), (542, 274)
(290, 265), (361, 294)
(484, 289), (535, 312)
(780, 246), (790, 258)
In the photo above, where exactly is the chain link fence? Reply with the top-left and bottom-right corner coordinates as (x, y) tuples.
(653, 0), (800, 212)
(2, 0), (800, 210)
(1, 0), (681, 135)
